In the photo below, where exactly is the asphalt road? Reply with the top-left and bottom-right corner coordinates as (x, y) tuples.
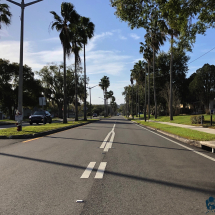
(0, 116), (215, 214)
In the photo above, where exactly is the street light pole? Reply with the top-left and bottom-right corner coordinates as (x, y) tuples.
(87, 85), (98, 119)
(89, 88), (92, 119)
(6, 0), (43, 131)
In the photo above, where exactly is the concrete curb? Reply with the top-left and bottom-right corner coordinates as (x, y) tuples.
(131, 120), (215, 152)
(0, 120), (99, 139)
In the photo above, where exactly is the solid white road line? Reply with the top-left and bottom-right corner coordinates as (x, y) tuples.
(100, 131), (112, 148)
(104, 131), (115, 152)
(134, 123), (215, 162)
(80, 162), (96, 178)
(94, 162), (107, 179)
(100, 123), (116, 149)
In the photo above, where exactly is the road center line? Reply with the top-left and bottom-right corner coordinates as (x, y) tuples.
(134, 123), (215, 162)
(95, 162), (107, 179)
(80, 162), (96, 178)
(104, 131), (115, 152)
(100, 131), (112, 148)
(100, 123), (116, 149)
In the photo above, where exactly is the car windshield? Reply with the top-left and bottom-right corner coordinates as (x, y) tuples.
(33, 111), (44, 115)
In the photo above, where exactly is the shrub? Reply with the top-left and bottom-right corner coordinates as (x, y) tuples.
(190, 115), (204, 124)
(205, 109), (210, 115)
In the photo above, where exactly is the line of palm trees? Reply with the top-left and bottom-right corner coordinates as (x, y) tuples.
(99, 75), (117, 117)
(128, 9), (180, 121)
(50, 2), (95, 123)
(0, 1), (95, 123)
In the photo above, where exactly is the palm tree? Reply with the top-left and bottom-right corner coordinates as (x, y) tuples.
(106, 90), (113, 115)
(99, 76), (110, 117)
(0, 1), (12, 30)
(130, 75), (134, 119)
(69, 15), (86, 121)
(80, 16), (95, 121)
(144, 18), (166, 119)
(50, 2), (79, 123)
(110, 95), (115, 115)
(159, 19), (180, 120)
(140, 42), (153, 120)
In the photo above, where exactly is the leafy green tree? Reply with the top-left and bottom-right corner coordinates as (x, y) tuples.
(37, 63), (86, 118)
(99, 76), (110, 117)
(0, 59), (43, 119)
(50, 2), (80, 123)
(111, 0), (204, 120)
(155, 49), (189, 107)
(189, 64), (215, 111)
(79, 16), (95, 120)
(0, 1), (12, 29)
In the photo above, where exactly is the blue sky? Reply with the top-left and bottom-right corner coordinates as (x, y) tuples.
(0, 0), (215, 105)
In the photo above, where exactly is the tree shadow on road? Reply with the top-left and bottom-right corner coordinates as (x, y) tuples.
(0, 152), (214, 195)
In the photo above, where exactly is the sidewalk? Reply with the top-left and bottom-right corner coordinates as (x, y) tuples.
(146, 120), (215, 135)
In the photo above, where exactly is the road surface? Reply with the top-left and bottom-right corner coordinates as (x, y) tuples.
(0, 116), (215, 214)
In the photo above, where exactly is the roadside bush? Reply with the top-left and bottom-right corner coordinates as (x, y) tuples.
(205, 109), (210, 115)
(190, 115), (204, 124)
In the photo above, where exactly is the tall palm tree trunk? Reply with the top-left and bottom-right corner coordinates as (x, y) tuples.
(136, 85), (138, 117)
(153, 48), (157, 119)
(170, 34), (173, 120)
(63, 46), (67, 123)
(138, 85), (140, 118)
(148, 62), (150, 120)
(103, 90), (105, 116)
(84, 44), (87, 121)
(75, 47), (78, 121)
(144, 64), (147, 122)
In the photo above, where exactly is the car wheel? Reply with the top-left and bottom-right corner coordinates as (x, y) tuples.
(49, 118), (52, 124)
(44, 118), (47, 124)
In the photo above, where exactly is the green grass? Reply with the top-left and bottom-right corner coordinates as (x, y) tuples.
(133, 114), (215, 128)
(0, 120), (98, 137)
(134, 120), (215, 141)
(0, 119), (16, 124)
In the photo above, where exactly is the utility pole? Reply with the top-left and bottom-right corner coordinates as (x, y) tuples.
(6, 0), (43, 131)
(87, 85), (98, 119)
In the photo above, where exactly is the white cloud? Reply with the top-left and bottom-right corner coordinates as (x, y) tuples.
(130, 33), (140, 40)
(0, 31), (133, 77)
(0, 40), (64, 71)
(119, 35), (127, 40)
(85, 31), (113, 52)
(0, 29), (11, 38)
(41, 37), (59, 42)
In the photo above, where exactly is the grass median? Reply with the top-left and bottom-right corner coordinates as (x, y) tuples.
(134, 120), (215, 141)
(0, 119), (99, 137)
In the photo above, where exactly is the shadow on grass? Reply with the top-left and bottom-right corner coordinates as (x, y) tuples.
(0, 152), (214, 195)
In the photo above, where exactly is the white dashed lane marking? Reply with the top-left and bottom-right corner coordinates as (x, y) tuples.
(80, 162), (107, 179)
(94, 162), (107, 179)
(80, 162), (96, 178)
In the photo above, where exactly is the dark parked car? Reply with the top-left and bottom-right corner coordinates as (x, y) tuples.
(29, 110), (52, 125)
(93, 113), (97, 117)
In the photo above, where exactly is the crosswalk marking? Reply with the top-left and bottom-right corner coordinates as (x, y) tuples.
(94, 162), (107, 179)
(80, 162), (107, 179)
(80, 162), (96, 178)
